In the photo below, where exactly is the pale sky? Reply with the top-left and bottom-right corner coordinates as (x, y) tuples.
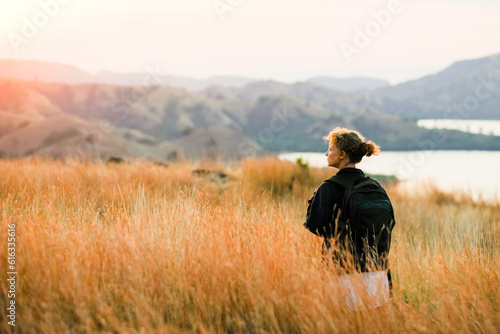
(0, 0), (499, 84)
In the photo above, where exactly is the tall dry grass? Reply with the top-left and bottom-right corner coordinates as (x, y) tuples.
(0, 157), (499, 333)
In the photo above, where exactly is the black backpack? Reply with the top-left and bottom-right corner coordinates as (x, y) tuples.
(326, 175), (395, 271)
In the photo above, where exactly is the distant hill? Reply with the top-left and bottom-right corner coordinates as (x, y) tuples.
(0, 80), (62, 137)
(0, 60), (93, 84)
(309, 76), (390, 91)
(172, 126), (266, 160)
(375, 54), (500, 119)
(93, 71), (255, 91)
(0, 112), (165, 159)
(0, 79), (265, 160)
(231, 80), (376, 116)
(23, 81), (247, 140)
(0, 60), (255, 91)
(0, 59), (391, 92)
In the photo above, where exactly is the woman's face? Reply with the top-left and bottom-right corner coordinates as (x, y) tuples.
(325, 144), (343, 168)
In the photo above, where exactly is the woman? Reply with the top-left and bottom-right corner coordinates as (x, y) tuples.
(304, 127), (396, 309)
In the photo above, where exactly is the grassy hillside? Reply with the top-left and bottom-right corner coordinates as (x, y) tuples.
(0, 158), (498, 333)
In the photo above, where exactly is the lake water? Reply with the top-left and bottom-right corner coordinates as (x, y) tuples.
(279, 120), (500, 201)
(278, 151), (500, 202)
(417, 119), (500, 136)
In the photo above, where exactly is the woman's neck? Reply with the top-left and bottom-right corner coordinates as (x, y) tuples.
(338, 161), (356, 170)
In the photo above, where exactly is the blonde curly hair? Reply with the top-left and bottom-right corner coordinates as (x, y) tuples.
(323, 127), (380, 163)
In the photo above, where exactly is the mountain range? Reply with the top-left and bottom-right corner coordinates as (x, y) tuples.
(0, 54), (499, 161)
(0, 60), (390, 92)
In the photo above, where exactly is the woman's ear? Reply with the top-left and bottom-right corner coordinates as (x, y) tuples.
(340, 150), (346, 160)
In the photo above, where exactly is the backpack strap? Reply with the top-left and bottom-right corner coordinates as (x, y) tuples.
(326, 175), (369, 189)
(353, 177), (390, 196)
(325, 175), (354, 189)
(353, 178), (375, 189)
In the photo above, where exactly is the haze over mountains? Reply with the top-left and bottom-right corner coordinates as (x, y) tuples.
(0, 60), (390, 93)
(0, 54), (499, 161)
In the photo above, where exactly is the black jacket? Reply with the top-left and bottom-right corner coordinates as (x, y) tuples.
(304, 168), (366, 239)
(304, 168), (395, 274)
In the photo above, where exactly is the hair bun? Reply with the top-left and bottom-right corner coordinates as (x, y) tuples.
(362, 141), (380, 157)
(359, 142), (369, 156)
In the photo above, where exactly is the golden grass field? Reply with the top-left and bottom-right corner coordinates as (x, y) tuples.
(0, 157), (499, 333)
